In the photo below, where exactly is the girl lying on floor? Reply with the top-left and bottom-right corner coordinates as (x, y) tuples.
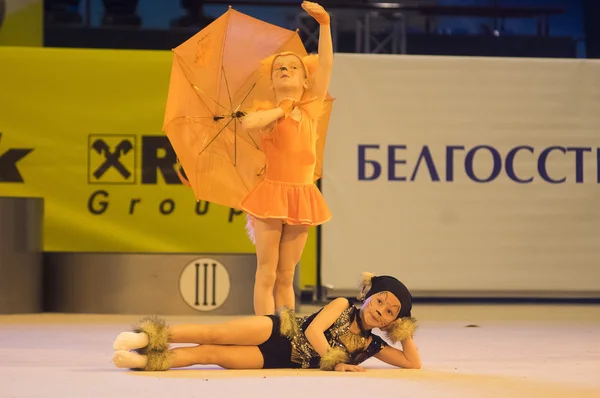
(112, 272), (421, 372)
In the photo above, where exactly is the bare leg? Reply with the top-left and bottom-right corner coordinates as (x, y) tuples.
(275, 224), (309, 311)
(113, 345), (264, 370)
(113, 315), (275, 353)
(170, 345), (264, 369)
(169, 315), (274, 345)
(253, 217), (283, 315)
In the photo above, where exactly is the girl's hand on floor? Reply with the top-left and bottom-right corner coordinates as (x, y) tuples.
(334, 363), (365, 372)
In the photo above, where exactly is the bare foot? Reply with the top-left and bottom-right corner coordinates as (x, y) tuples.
(112, 350), (147, 369)
(113, 331), (149, 351)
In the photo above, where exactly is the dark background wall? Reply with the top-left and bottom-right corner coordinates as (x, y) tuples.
(43, 0), (594, 59)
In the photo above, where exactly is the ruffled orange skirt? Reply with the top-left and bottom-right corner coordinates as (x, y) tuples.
(240, 178), (332, 226)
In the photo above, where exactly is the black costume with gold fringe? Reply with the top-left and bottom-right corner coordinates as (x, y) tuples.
(261, 272), (420, 370)
(261, 299), (388, 369)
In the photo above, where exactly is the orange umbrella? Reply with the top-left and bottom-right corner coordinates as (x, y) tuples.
(163, 7), (332, 210)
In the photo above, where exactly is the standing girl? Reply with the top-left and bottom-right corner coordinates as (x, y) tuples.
(238, 1), (334, 315)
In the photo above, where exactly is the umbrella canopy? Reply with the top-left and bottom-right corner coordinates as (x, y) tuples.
(163, 7), (332, 209)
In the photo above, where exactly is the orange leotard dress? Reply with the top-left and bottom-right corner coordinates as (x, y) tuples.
(240, 105), (331, 226)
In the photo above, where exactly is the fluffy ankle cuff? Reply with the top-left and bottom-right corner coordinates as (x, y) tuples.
(132, 316), (171, 352)
(130, 350), (172, 372)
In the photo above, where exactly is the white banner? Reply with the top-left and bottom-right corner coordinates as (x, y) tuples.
(322, 53), (600, 297)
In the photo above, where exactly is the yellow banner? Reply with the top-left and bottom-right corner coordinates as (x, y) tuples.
(0, 46), (317, 286)
(0, 0), (43, 46)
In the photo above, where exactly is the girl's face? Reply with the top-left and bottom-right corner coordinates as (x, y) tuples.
(270, 54), (307, 93)
(360, 291), (401, 329)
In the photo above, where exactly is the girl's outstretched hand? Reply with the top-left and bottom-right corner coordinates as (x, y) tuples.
(301, 1), (330, 25)
(334, 363), (366, 372)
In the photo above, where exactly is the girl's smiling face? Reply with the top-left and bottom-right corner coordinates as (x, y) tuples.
(360, 291), (401, 329)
